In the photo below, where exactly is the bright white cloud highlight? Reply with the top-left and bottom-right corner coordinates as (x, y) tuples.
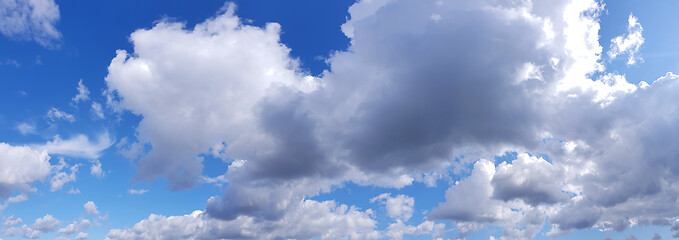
(0, 143), (51, 199)
(371, 193), (415, 222)
(72, 79), (90, 103)
(33, 132), (113, 159)
(608, 13), (644, 65)
(84, 201), (99, 215)
(46, 107), (75, 123)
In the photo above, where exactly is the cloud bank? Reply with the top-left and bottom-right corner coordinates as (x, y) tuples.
(101, 0), (679, 239)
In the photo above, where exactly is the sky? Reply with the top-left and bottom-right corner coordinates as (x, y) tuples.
(1, 0), (679, 239)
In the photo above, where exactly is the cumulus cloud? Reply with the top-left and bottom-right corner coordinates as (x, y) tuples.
(0, 0), (61, 47)
(1, 224), (39, 238)
(2, 215), (22, 227)
(105, 3), (317, 190)
(491, 153), (567, 205)
(385, 220), (446, 240)
(106, 199), (379, 240)
(100, 0), (679, 239)
(608, 13), (644, 65)
(371, 193), (415, 222)
(90, 159), (103, 177)
(32, 214), (60, 232)
(0, 143), (51, 199)
(84, 201), (99, 215)
(49, 158), (78, 192)
(57, 219), (90, 236)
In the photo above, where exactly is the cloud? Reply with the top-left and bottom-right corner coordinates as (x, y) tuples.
(7, 193), (28, 203)
(1, 224), (39, 238)
(72, 79), (90, 103)
(385, 220), (446, 240)
(57, 219), (90, 236)
(75, 232), (88, 240)
(16, 122), (36, 135)
(32, 132), (113, 159)
(91, 101), (105, 119)
(106, 199), (379, 240)
(49, 158), (78, 192)
(0, 143), (51, 199)
(90, 159), (103, 177)
(491, 153), (567, 205)
(608, 13), (644, 65)
(47, 107), (75, 123)
(128, 189), (148, 195)
(105, 3), (316, 191)
(84, 201), (99, 215)
(371, 193), (415, 222)
(32, 214), (60, 232)
(2, 215), (22, 227)
(100, 0), (679, 239)
(0, 0), (61, 47)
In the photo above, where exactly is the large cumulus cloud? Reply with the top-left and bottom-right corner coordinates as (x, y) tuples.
(104, 0), (679, 239)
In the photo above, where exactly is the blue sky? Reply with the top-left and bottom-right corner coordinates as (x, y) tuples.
(2, 0), (679, 239)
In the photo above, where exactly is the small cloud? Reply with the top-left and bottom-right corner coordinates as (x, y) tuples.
(72, 79), (90, 103)
(91, 101), (104, 119)
(7, 193), (28, 203)
(68, 188), (81, 195)
(47, 107), (75, 123)
(50, 159), (78, 192)
(16, 122), (37, 135)
(84, 201), (99, 215)
(32, 131), (114, 159)
(32, 214), (61, 233)
(128, 189), (149, 195)
(608, 13), (644, 65)
(2, 59), (21, 68)
(90, 159), (103, 177)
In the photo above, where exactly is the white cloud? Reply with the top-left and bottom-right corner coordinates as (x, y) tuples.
(49, 159), (78, 192)
(115, 137), (144, 159)
(105, 3), (314, 190)
(385, 220), (445, 240)
(75, 232), (88, 240)
(67, 188), (80, 195)
(99, 0), (679, 239)
(72, 79), (90, 103)
(7, 193), (28, 203)
(90, 159), (103, 177)
(47, 107), (75, 123)
(1, 224), (40, 238)
(91, 101), (104, 119)
(57, 219), (90, 236)
(0, 143), (51, 199)
(371, 193), (415, 222)
(84, 201), (99, 215)
(15, 122), (36, 135)
(608, 13), (644, 65)
(32, 214), (60, 233)
(106, 199), (379, 240)
(33, 132), (113, 159)
(0, 0), (61, 47)
(128, 189), (148, 195)
(2, 215), (22, 227)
